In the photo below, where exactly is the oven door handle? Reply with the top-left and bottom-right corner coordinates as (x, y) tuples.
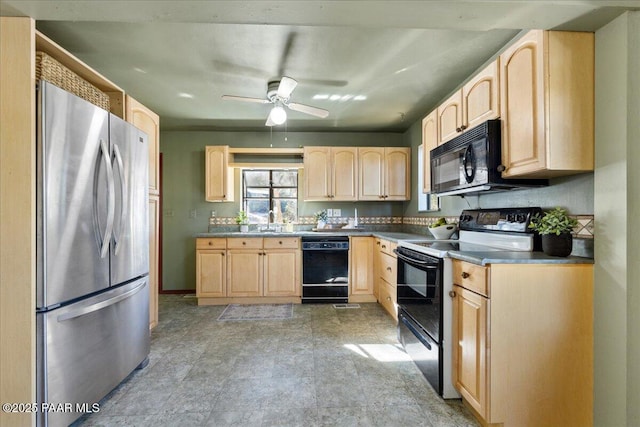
(394, 250), (439, 268)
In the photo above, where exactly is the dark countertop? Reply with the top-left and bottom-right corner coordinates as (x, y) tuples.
(449, 250), (594, 266)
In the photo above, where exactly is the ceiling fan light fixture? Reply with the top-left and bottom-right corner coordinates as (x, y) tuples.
(270, 105), (287, 125)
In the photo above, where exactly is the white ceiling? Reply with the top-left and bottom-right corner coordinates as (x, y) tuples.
(2, 1), (639, 132)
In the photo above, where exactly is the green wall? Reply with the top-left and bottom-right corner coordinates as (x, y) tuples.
(161, 130), (407, 291)
(594, 11), (640, 425)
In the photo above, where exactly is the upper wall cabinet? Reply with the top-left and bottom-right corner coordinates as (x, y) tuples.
(437, 60), (500, 145)
(499, 30), (594, 178)
(421, 110), (438, 193)
(359, 147), (410, 201)
(205, 145), (234, 202)
(303, 146), (358, 201)
(125, 96), (160, 195)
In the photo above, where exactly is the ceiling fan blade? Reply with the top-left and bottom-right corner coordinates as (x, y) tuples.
(265, 110), (276, 127)
(277, 77), (298, 99)
(221, 95), (270, 104)
(288, 102), (329, 118)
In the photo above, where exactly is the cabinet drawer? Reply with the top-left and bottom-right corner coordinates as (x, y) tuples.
(263, 237), (300, 249)
(378, 279), (397, 320)
(380, 252), (396, 285)
(196, 238), (226, 250)
(227, 238), (263, 249)
(376, 238), (396, 256)
(453, 260), (489, 297)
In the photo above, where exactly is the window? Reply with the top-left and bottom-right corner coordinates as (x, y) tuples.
(242, 170), (298, 224)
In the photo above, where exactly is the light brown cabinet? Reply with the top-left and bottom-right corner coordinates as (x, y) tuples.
(451, 259), (593, 426)
(196, 238), (226, 297)
(205, 145), (234, 201)
(421, 110), (438, 193)
(358, 147), (410, 201)
(125, 97), (161, 330)
(196, 237), (300, 304)
(499, 30), (594, 178)
(125, 95), (160, 195)
(436, 60), (500, 145)
(374, 238), (398, 321)
(263, 238), (301, 297)
(303, 146), (358, 201)
(148, 195), (160, 329)
(349, 236), (375, 302)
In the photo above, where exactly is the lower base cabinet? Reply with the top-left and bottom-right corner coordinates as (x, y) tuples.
(451, 260), (593, 426)
(196, 237), (300, 304)
(374, 238), (398, 321)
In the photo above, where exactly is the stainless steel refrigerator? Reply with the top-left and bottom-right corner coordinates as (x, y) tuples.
(36, 80), (150, 427)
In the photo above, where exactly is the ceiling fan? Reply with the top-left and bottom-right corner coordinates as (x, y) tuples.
(221, 76), (329, 126)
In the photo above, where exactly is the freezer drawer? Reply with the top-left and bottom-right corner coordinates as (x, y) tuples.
(37, 278), (150, 427)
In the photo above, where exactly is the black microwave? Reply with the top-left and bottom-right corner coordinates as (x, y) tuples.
(430, 119), (546, 196)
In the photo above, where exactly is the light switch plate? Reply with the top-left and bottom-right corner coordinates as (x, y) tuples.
(333, 209), (341, 217)
(327, 209), (334, 217)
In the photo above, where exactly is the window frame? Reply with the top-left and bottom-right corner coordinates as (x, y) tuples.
(241, 169), (299, 224)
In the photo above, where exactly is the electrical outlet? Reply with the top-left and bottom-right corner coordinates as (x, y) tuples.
(189, 209), (197, 219)
(333, 209), (341, 217)
(326, 209), (334, 217)
(164, 210), (174, 217)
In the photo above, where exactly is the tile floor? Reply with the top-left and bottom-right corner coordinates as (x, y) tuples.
(74, 295), (479, 427)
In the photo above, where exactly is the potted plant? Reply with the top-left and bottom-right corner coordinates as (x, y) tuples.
(314, 209), (328, 229)
(528, 207), (578, 257)
(235, 210), (249, 232)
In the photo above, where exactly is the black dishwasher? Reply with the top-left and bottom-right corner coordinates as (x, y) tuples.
(301, 236), (349, 303)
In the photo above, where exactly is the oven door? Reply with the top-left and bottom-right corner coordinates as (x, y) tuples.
(395, 249), (442, 342)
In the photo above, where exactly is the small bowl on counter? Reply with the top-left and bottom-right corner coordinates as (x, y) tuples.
(429, 224), (457, 240)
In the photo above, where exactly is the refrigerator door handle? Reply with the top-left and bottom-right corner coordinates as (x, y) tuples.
(56, 280), (146, 322)
(112, 143), (127, 255)
(98, 138), (115, 259)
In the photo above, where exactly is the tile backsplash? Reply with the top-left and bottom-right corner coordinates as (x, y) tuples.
(210, 214), (595, 238)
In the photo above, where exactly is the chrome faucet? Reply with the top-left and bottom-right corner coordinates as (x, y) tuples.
(267, 210), (273, 231)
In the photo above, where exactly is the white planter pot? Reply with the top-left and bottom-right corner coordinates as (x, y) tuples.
(240, 225), (249, 233)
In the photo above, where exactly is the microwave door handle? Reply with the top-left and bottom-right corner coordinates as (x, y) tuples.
(462, 145), (476, 183)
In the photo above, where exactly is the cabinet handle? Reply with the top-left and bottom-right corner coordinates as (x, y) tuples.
(381, 245), (386, 249)
(221, 252), (225, 256)
(377, 241), (381, 246)
(497, 164), (507, 172)
(461, 272), (470, 279)
(387, 296), (392, 302)
(279, 241), (283, 245)
(449, 290), (456, 298)
(456, 127), (461, 132)
(242, 241), (246, 245)
(386, 267), (392, 272)
(460, 125), (467, 131)
(208, 241), (213, 246)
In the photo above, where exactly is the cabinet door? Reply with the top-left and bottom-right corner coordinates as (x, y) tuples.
(452, 285), (488, 418)
(331, 147), (358, 201)
(263, 250), (300, 296)
(463, 60), (500, 131)
(349, 237), (374, 295)
(227, 250), (262, 297)
(196, 250), (226, 297)
(437, 91), (463, 144)
(148, 194), (159, 329)
(303, 146), (331, 201)
(125, 96), (160, 195)
(358, 147), (385, 200)
(499, 30), (546, 177)
(384, 147), (410, 200)
(205, 146), (231, 201)
(421, 111), (438, 193)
